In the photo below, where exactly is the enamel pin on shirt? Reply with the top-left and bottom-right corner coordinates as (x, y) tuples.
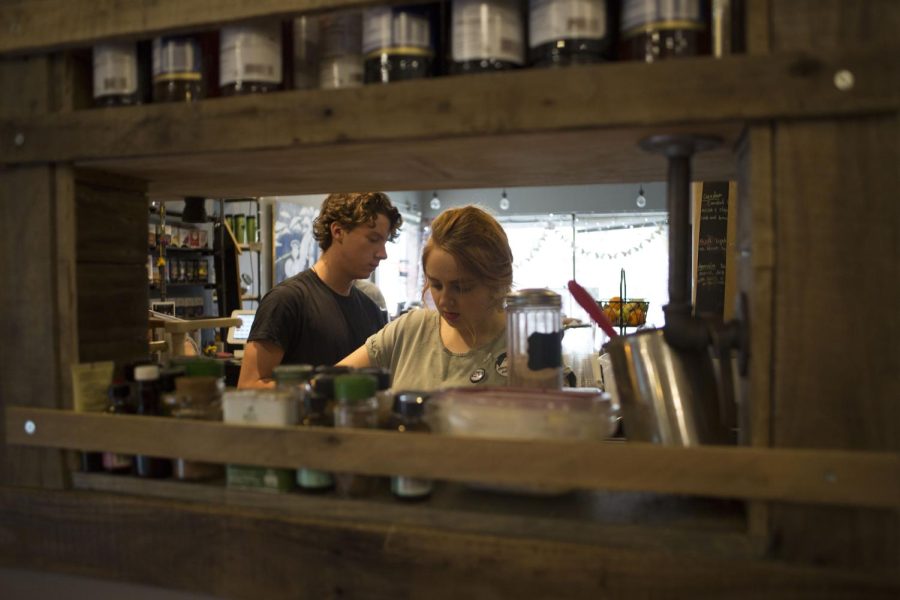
(469, 368), (486, 383)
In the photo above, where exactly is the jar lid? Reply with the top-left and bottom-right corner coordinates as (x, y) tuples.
(273, 364), (314, 383)
(334, 374), (377, 402)
(134, 364), (160, 381)
(504, 288), (561, 308)
(392, 391), (429, 418)
(358, 367), (391, 390)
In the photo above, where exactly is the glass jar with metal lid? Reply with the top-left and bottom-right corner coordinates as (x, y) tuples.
(504, 288), (563, 389)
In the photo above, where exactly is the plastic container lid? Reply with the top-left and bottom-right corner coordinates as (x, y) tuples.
(334, 373), (376, 402)
(273, 364), (314, 383)
(504, 288), (561, 308)
(392, 391), (429, 418)
(170, 357), (225, 378)
(134, 364), (160, 381)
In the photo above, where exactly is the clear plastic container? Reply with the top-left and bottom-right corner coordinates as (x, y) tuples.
(504, 288), (564, 388)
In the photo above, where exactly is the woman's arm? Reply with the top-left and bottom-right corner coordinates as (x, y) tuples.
(336, 344), (372, 369)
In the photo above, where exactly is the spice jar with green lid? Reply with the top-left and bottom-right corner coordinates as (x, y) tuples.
(333, 373), (380, 497)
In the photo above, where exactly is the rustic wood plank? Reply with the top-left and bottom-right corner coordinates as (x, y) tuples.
(1, 48), (897, 167)
(735, 125), (777, 542)
(770, 0), (900, 51)
(0, 0), (375, 55)
(72, 473), (760, 560)
(0, 487), (896, 599)
(6, 408), (900, 508)
(111, 124), (741, 197)
(75, 177), (148, 264)
(0, 167), (70, 489)
(744, 0), (771, 55)
(766, 114), (900, 570)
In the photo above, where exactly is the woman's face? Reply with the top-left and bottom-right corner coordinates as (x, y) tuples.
(425, 247), (497, 333)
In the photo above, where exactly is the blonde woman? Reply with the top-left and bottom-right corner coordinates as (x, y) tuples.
(339, 205), (513, 390)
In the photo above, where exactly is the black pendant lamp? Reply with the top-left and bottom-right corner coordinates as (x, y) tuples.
(182, 197), (207, 223)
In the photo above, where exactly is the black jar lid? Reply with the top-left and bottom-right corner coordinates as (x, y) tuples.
(392, 391), (429, 418)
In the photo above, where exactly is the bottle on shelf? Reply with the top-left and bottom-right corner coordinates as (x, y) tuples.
(451, 0), (526, 74)
(363, 4), (438, 84)
(133, 364), (172, 479)
(292, 15), (320, 90)
(388, 391), (433, 501)
(333, 373), (381, 498)
(92, 41), (143, 107)
(618, 0), (710, 62)
(528, 0), (615, 67)
(219, 20), (284, 95)
(152, 34), (205, 102)
(102, 382), (136, 474)
(319, 10), (364, 89)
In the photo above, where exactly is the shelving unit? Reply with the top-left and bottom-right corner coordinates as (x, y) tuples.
(1, 1), (898, 598)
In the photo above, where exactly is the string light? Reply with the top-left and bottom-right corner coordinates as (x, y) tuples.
(513, 220), (666, 268)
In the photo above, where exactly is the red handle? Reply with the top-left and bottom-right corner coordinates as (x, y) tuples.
(567, 280), (619, 338)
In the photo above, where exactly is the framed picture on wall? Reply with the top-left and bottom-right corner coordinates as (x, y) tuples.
(272, 201), (321, 285)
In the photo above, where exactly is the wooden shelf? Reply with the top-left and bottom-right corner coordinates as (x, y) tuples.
(2, 47), (895, 196)
(7, 408), (900, 509)
(238, 243), (262, 252)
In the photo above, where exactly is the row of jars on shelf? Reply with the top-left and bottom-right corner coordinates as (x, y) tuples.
(94, 360), (432, 501)
(93, 0), (729, 106)
(148, 255), (210, 286)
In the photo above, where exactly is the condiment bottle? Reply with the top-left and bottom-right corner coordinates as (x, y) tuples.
(273, 363), (314, 419)
(505, 288), (564, 389)
(219, 20), (284, 95)
(92, 42), (141, 107)
(618, 0), (710, 62)
(451, 0), (525, 74)
(528, 0), (614, 67)
(319, 10), (364, 89)
(133, 364), (172, 479)
(292, 15), (320, 90)
(358, 366), (392, 427)
(333, 373), (380, 497)
(388, 391), (433, 501)
(171, 376), (224, 481)
(363, 4), (436, 84)
(296, 392), (335, 493)
(103, 382), (135, 474)
(152, 35), (205, 102)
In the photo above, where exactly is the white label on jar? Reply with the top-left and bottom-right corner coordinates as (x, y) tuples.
(621, 0), (703, 35)
(453, 0), (525, 65)
(298, 468), (334, 489)
(153, 37), (202, 79)
(529, 0), (606, 47)
(93, 43), (138, 97)
(220, 22), (282, 86)
(363, 7), (432, 55)
(392, 476), (433, 497)
(320, 11), (362, 59)
(319, 55), (363, 89)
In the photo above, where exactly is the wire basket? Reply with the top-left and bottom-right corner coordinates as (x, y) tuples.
(599, 298), (650, 328)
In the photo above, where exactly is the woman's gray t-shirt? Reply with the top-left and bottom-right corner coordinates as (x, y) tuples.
(366, 309), (508, 391)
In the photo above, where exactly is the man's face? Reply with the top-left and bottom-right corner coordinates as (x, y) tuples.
(331, 214), (391, 279)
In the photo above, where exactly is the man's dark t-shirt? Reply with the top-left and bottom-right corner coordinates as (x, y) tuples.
(248, 269), (387, 366)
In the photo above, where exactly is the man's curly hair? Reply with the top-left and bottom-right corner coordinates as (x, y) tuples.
(313, 192), (402, 251)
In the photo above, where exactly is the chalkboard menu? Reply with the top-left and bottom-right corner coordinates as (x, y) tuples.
(695, 181), (730, 319)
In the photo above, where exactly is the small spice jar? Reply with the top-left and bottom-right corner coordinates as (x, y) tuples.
(333, 373), (380, 497)
(171, 376), (224, 481)
(296, 393), (335, 493)
(388, 391), (433, 501)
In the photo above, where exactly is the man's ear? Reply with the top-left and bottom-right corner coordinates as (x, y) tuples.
(330, 221), (344, 243)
